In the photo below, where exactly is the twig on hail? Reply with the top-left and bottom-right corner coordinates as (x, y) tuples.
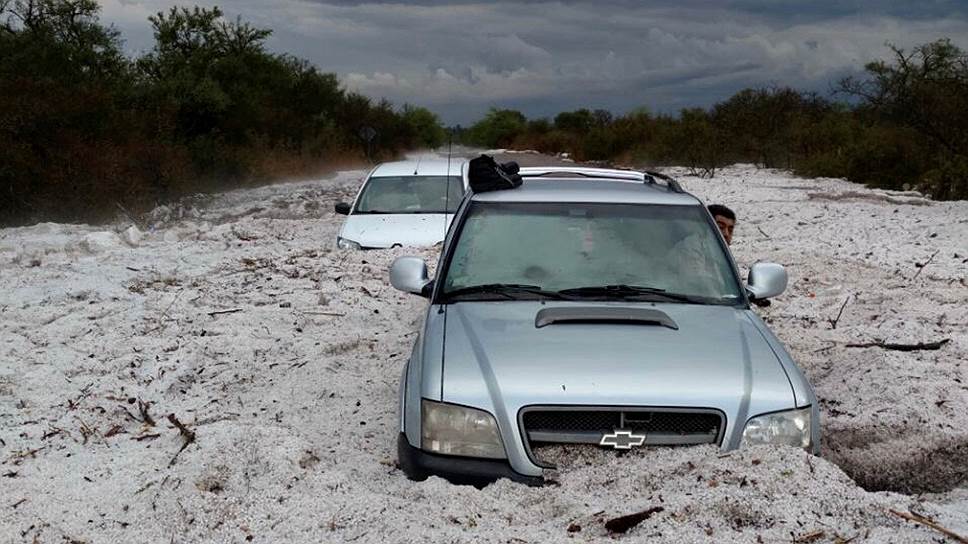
(911, 250), (939, 281)
(167, 414), (196, 467)
(888, 509), (967, 543)
(845, 339), (950, 352)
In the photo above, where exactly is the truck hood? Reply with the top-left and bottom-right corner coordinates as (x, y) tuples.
(440, 301), (796, 429)
(339, 213), (453, 248)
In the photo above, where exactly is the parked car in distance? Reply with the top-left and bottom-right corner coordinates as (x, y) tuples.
(390, 166), (820, 486)
(334, 159), (468, 249)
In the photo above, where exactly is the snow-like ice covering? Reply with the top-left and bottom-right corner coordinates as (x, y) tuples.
(1, 161), (966, 543)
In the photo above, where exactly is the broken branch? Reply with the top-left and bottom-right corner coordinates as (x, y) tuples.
(166, 413), (196, 467)
(845, 339), (950, 351)
(604, 506), (664, 534)
(138, 400), (156, 426)
(911, 250), (940, 281)
(888, 509), (968, 543)
(207, 308), (243, 316)
(829, 296), (851, 329)
(794, 530), (825, 543)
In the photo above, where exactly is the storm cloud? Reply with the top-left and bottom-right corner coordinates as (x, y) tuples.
(99, 0), (968, 123)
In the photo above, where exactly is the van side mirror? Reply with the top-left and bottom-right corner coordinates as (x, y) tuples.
(390, 257), (432, 297)
(334, 202), (351, 215)
(747, 262), (787, 302)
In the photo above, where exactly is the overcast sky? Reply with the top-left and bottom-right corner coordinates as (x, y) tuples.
(99, 0), (968, 124)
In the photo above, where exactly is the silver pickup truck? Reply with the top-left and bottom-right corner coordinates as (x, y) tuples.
(390, 166), (819, 486)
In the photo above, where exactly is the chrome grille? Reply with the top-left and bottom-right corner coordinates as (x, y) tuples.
(520, 407), (724, 465)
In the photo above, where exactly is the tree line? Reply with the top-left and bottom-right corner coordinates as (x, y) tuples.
(462, 39), (968, 201)
(3, 2), (965, 228)
(0, 0), (446, 226)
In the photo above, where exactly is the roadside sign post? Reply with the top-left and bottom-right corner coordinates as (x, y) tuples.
(359, 126), (377, 163)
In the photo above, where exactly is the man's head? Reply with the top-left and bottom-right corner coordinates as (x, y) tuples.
(708, 204), (736, 245)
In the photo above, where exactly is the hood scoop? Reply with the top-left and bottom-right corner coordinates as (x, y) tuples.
(534, 307), (679, 330)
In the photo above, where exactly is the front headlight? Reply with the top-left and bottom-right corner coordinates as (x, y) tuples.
(421, 400), (506, 459)
(741, 407), (812, 449)
(336, 237), (361, 250)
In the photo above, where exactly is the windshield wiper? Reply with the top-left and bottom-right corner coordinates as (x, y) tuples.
(444, 283), (565, 301)
(556, 284), (706, 304)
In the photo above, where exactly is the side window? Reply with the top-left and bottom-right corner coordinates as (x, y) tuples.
(662, 217), (731, 294)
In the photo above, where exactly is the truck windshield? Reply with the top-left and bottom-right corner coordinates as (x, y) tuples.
(355, 176), (464, 214)
(441, 202), (742, 304)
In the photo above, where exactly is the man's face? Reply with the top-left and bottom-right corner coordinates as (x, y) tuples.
(714, 215), (735, 245)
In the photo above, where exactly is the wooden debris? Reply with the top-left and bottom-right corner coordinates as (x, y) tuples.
(138, 400), (156, 426)
(846, 339), (950, 351)
(76, 418), (96, 444)
(889, 509), (968, 543)
(166, 414), (196, 467)
(207, 308), (243, 316)
(793, 529), (825, 543)
(604, 506), (664, 534)
(104, 425), (124, 438)
(829, 296), (851, 329)
(813, 343), (836, 354)
(911, 250), (940, 281)
(7, 447), (45, 465)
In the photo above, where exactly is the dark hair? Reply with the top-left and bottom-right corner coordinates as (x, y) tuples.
(707, 204), (735, 221)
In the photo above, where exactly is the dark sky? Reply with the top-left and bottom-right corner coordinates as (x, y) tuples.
(100, 0), (968, 124)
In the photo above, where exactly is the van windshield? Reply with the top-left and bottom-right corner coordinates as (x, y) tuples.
(355, 176), (464, 214)
(441, 201), (742, 304)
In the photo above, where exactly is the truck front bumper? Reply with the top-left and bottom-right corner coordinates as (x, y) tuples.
(396, 433), (543, 487)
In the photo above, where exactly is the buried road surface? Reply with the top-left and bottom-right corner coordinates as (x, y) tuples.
(0, 159), (967, 543)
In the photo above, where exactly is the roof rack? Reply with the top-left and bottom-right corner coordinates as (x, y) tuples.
(643, 170), (684, 193)
(517, 166), (684, 193)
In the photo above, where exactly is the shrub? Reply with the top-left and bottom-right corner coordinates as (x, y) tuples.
(0, 1), (444, 226)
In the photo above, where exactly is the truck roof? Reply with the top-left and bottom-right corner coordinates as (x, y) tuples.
(471, 178), (701, 206)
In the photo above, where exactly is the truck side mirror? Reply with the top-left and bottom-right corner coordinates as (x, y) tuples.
(747, 262), (787, 301)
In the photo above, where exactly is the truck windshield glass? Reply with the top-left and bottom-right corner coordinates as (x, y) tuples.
(442, 202), (742, 304)
(355, 176), (464, 214)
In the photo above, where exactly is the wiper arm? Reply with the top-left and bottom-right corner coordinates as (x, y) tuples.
(444, 283), (565, 301)
(557, 284), (704, 304)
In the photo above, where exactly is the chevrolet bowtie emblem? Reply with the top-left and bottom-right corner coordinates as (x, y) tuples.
(600, 430), (646, 450)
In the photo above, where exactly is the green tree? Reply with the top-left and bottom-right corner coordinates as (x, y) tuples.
(839, 39), (968, 159)
(713, 86), (822, 168)
(0, 1), (433, 226)
(554, 108), (595, 134)
(839, 39), (968, 198)
(0, 0), (134, 224)
(665, 108), (727, 178)
(401, 105), (446, 149)
(466, 108), (527, 148)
